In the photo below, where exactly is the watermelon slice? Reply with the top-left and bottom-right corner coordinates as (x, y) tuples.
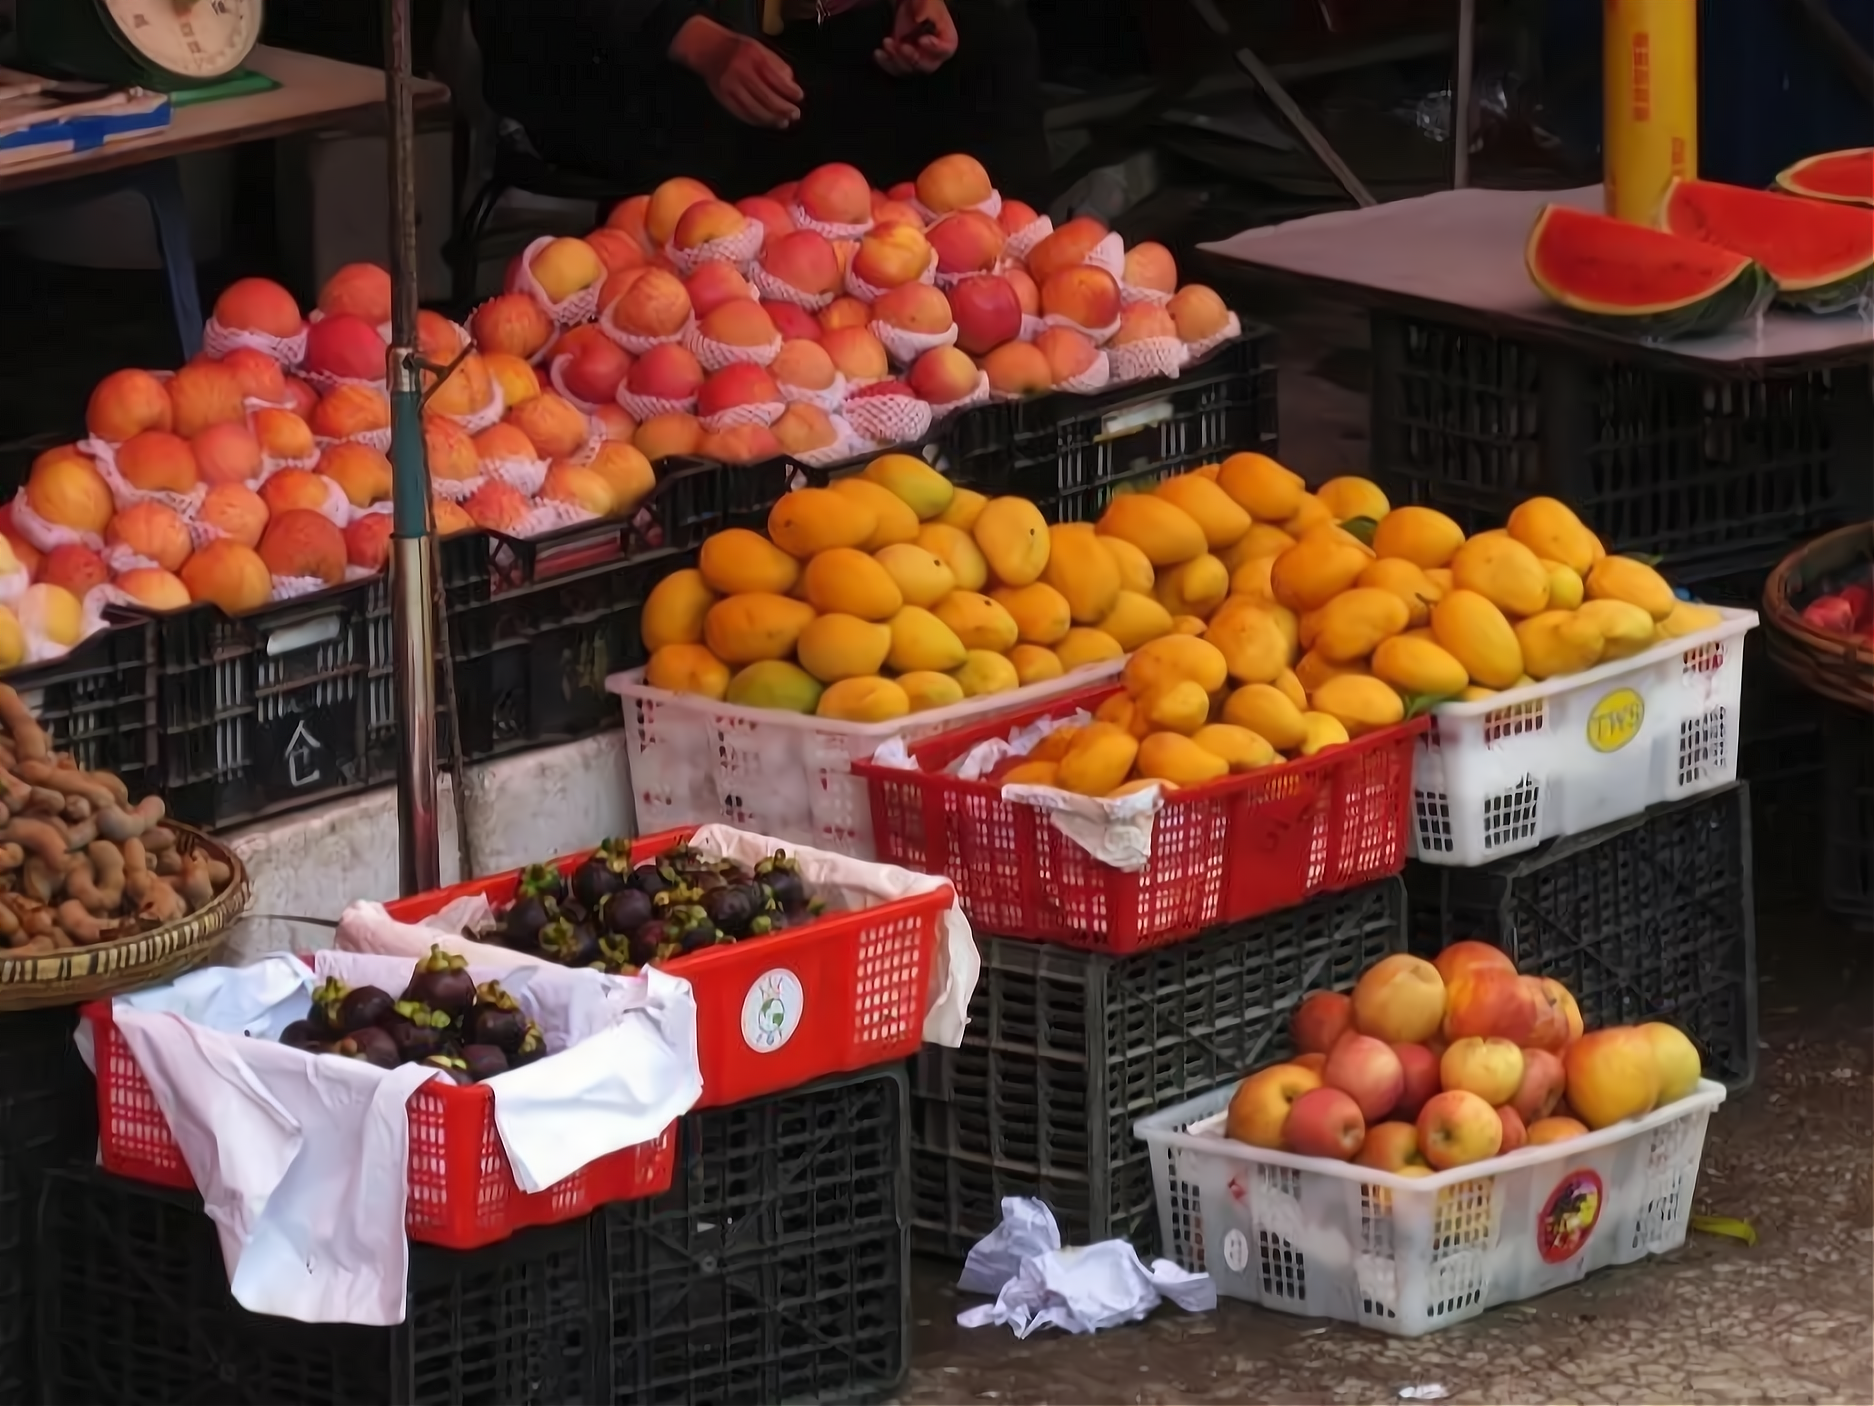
(1659, 178), (1874, 314)
(1775, 148), (1874, 207)
(1525, 204), (1773, 341)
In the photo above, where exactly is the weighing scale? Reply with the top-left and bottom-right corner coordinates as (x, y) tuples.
(16, 0), (264, 92)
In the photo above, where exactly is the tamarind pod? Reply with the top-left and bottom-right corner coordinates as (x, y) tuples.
(26, 788), (64, 816)
(96, 797), (165, 843)
(62, 819), (97, 851)
(141, 827), (178, 853)
(2, 818), (69, 869)
(0, 772), (30, 814)
(85, 842), (126, 906)
(0, 686), (52, 764)
(62, 797), (90, 823)
(17, 761), (117, 812)
(137, 879), (187, 925)
(205, 858), (232, 888)
(0, 904), (20, 940)
(55, 900), (106, 945)
(155, 849), (183, 877)
(0, 843), (23, 872)
(178, 855), (215, 910)
(21, 857), (57, 904)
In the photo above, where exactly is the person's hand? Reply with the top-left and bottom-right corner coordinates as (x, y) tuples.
(876, 0), (958, 75)
(672, 17), (803, 128)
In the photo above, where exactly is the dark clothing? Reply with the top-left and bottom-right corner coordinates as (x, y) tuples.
(471, 0), (1050, 205)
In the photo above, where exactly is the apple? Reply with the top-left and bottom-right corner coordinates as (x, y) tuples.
(1353, 1120), (1432, 1174)
(1389, 1042), (1442, 1121)
(1562, 1028), (1660, 1129)
(1441, 968), (1542, 1045)
(1291, 990), (1354, 1055)
(1225, 1063), (1322, 1149)
(1351, 954), (1445, 1044)
(1439, 1036), (1525, 1107)
(1542, 977), (1585, 1044)
(1431, 940), (1516, 986)
(1640, 1022), (1702, 1104)
(1415, 1089), (1503, 1170)
(1284, 1086), (1365, 1160)
(1495, 1104), (1528, 1153)
(1322, 1033), (1404, 1122)
(1521, 976), (1571, 1052)
(1508, 1047), (1566, 1123)
(1293, 1052), (1327, 1076)
(1526, 1115), (1589, 1145)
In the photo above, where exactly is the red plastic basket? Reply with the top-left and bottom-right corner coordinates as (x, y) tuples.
(853, 685), (1428, 952)
(383, 826), (950, 1108)
(80, 993), (676, 1251)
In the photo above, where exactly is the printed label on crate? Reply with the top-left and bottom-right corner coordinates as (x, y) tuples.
(1536, 1168), (1604, 1264)
(741, 968), (804, 1053)
(1099, 398), (1173, 441)
(259, 711), (341, 792)
(1221, 1227), (1250, 1273)
(1585, 688), (1645, 753)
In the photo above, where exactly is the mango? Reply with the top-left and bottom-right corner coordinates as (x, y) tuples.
(1192, 723), (1275, 772)
(1425, 568), (1454, 593)
(1057, 729), (1140, 796)
(1507, 496), (1597, 574)
(1274, 668), (1309, 712)
(1371, 505), (1465, 569)
(1222, 683), (1308, 751)
(936, 485), (987, 530)
(1107, 778), (1173, 799)
(1001, 760), (1059, 787)
(1309, 674), (1405, 735)
(703, 593), (816, 665)
(1313, 587), (1410, 663)
(1153, 474), (1251, 549)
(1031, 725), (1083, 762)
(1655, 601), (1723, 640)
(1541, 559), (1584, 611)
(1097, 494), (1207, 567)
(1458, 685), (1498, 703)
(1173, 615), (1209, 636)
(830, 476), (920, 548)
(1295, 648), (1368, 694)
(1094, 694), (1136, 729)
(698, 531), (793, 597)
(1229, 555), (1278, 604)
(1136, 732), (1229, 787)
(1514, 610), (1605, 680)
(1008, 643), (1064, 685)
(861, 451), (955, 520)
(1451, 535), (1550, 618)
(1300, 521), (1376, 557)
(1097, 533), (1156, 595)
(768, 486), (875, 558)
(951, 649), (1020, 697)
(1055, 627), (1125, 671)
(1036, 523), (1119, 623)
(1153, 554), (1229, 619)
(916, 522), (989, 591)
(1205, 603), (1290, 685)
(973, 496), (1050, 586)
(796, 614), (892, 682)
(1299, 711), (1351, 756)
(1586, 556), (1676, 621)
(802, 547), (904, 620)
(1371, 634), (1469, 697)
(1098, 591), (1177, 651)
(873, 542), (956, 607)
(1357, 557), (1442, 626)
(1124, 634), (1229, 696)
(817, 675), (910, 722)
(1316, 476), (1389, 524)
(993, 582), (1072, 645)
(1215, 452), (1305, 521)
(1137, 680), (1210, 735)
(1431, 589), (1523, 690)
(886, 606), (968, 672)
(1222, 525), (1297, 573)
(898, 670), (966, 712)
(726, 659), (824, 712)
(1282, 495), (1334, 537)
(642, 568), (718, 652)
(929, 591), (1017, 652)
(1574, 598), (1656, 659)
(1271, 536), (1370, 612)
(645, 643), (729, 699)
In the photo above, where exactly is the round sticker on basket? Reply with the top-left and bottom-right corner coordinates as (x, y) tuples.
(1536, 1168), (1604, 1264)
(1585, 687), (1645, 753)
(1221, 1227), (1251, 1274)
(741, 968), (805, 1053)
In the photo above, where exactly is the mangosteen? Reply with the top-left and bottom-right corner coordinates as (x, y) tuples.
(510, 1023), (547, 1067)
(466, 982), (527, 1051)
(462, 1044), (510, 1081)
(499, 892), (558, 950)
(571, 840), (632, 910)
(334, 985), (394, 1035)
(421, 1053), (473, 1085)
(678, 920), (725, 954)
(755, 851), (809, 913)
(628, 920), (670, 968)
(308, 976), (350, 1035)
(601, 888), (653, 937)
(627, 863), (674, 898)
(382, 1001), (453, 1062)
(330, 1027), (400, 1069)
(700, 882), (776, 938)
(280, 1019), (324, 1052)
(402, 945), (476, 1020)
(653, 940), (684, 963)
(596, 934), (635, 972)
(517, 862), (566, 905)
(538, 915), (600, 968)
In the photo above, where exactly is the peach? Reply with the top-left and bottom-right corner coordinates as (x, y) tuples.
(1122, 242), (1178, 294)
(19, 583), (82, 647)
(1522, 976), (1572, 1053)
(1034, 325), (1099, 383)
(685, 261), (754, 319)
(606, 193), (655, 252)
(587, 442), (655, 513)
(996, 199), (1040, 235)
(107, 501), (192, 572)
(1542, 978), (1585, 1044)
(1389, 1043), (1442, 1121)
(194, 421), (266, 484)
(582, 226), (646, 275)
(1005, 266), (1040, 316)
(771, 339), (837, 391)
(852, 221), (932, 290)
(981, 341), (1053, 397)
(0, 529), (39, 579)
(771, 402), (839, 455)
(764, 301), (822, 342)
(1290, 990), (1354, 1055)
(628, 343), (707, 402)
(698, 363), (781, 419)
(848, 378), (914, 405)
(1025, 216), (1109, 282)
(1432, 941), (1517, 986)
(473, 423), (540, 464)
(1563, 1028), (1660, 1129)
(1168, 284), (1232, 344)
(506, 394), (590, 461)
(213, 276), (302, 337)
(1440, 1037), (1524, 1107)
(1293, 1051), (1327, 1075)
(698, 423), (781, 465)
(310, 384), (392, 441)
(424, 418), (482, 482)
(1323, 1033), (1405, 1122)
(1526, 1116), (1589, 1145)
(260, 469), (334, 517)
(38, 545), (109, 596)
(198, 482), (269, 548)
(1416, 1089), (1502, 1169)
(1351, 954), (1446, 1044)
(541, 462), (615, 516)
(819, 296), (873, 332)
(466, 479), (531, 533)
(612, 268), (692, 338)
(220, 348), (288, 405)
(1495, 1104), (1528, 1153)
(470, 294), (555, 360)
(1509, 1047), (1566, 1123)
(344, 512), (394, 572)
(415, 309), (464, 364)
(646, 177), (715, 247)
(593, 403), (636, 442)
(1354, 1120), (1431, 1174)
(27, 446), (114, 535)
(673, 199), (748, 251)
(928, 210), (1007, 276)
(282, 377), (318, 419)
(317, 263), (392, 323)
(319, 442), (394, 507)
(1283, 1086), (1364, 1161)
(916, 153), (992, 214)
(117, 430), (199, 494)
(1225, 1063), (1321, 1149)
(872, 283), (952, 334)
(1041, 266), (1122, 332)
(760, 229), (843, 297)
(770, 180), (799, 204)
(796, 162), (871, 226)
(167, 361), (248, 438)
(1110, 302), (1179, 345)
(530, 236), (604, 302)
(181, 540), (273, 612)
(699, 300), (779, 349)
(303, 313), (389, 384)
(425, 351), (494, 420)
(114, 566), (192, 611)
(86, 368), (173, 443)
(432, 498), (474, 535)
(483, 352), (541, 408)
(820, 327), (890, 382)
(1442, 969), (1543, 1045)
(259, 508), (348, 585)
(949, 274), (1023, 356)
(907, 346), (979, 405)
(872, 200), (924, 231)
(634, 411), (704, 461)
(885, 181), (915, 203)
(598, 266), (651, 319)
(557, 336), (632, 405)
(736, 194), (796, 244)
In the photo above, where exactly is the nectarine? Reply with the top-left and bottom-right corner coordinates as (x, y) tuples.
(319, 442), (394, 507)
(303, 313), (389, 384)
(260, 469), (335, 518)
(915, 153), (992, 214)
(258, 508), (347, 585)
(771, 339), (837, 392)
(213, 277), (303, 338)
(116, 431), (199, 494)
(697, 364), (782, 420)
(27, 446), (115, 536)
(197, 482), (269, 548)
(505, 394), (590, 461)
(317, 263), (392, 324)
(107, 501), (192, 572)
(114, 566), (192, 611)
(38, 545), (109, 597)
(86, 368), (173, 443)
(627, 343), (707, 403)
(194, 421), (266, 484)
(423, 417), (482, 482)
(310, 384), (392, 441)
(950, 275), (1023, 356)
(685, 261), (755, 320)
(344, 512), (393, 572)
(795, 163), (871, 227)
(634, 411), (704, 461)
(167, 361), (248, 439)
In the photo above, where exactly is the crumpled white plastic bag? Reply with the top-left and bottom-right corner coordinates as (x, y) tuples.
(956, 1197), (1215, 1339)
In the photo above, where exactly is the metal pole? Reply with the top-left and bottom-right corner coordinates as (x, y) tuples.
(1452, 0), (1476, 188)
(384, 0), (440, 894)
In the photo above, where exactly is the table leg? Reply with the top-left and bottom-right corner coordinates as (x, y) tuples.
(1453, 0), (1476, 188)
(133, 159), (204, 362)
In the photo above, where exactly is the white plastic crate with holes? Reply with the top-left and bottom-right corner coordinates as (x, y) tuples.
(1410, 606), (1757, 866)
(1135, 1079), (1724, 1337)
(607, 661), (1125, 859)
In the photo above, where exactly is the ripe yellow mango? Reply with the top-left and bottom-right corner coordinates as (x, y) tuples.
(1371, 506), (1465, 569)
(699, 530), (799, 596)
(1458, 685), (1498, 702)
(916, 522), (989, 592)
(1097, 494), (1208, 567)
(726, 659), (825, 712)
(1098, 591), (1177, 651)
(768, 487), (875, 558)
(645, 643), (729, 699)
(860, 452), (954, 520)
(1295, 649), (1367, 694)
(1371, 634), (1469, 697)
(703, 593), (817, 665)
(885, 606), (968, 672)
(830, 476), (921, 549)
(1001, 760), (1059, 787)
(803, 547), (904, 620)
(1310, 674), (1405, 736)
(817, 676), (910, 722)
(1274, 668), (1309, 712)
(1057, 729), (1140, 795)
(642, 568), (718, 652)
(1192, 723), (1276, 772)
(1153, 474), (1252, 549)
(1216, 452), (1305, 521)
(1095, 534), (1156, 597)
(1316, 476), (1389, 523)
(1586, 556), (1676, 621)
(898, 670), (965, 712)
(936, 485), (987, 530)
(1222, 524), (1298, 573)
(1205, 603), (1290, 685)
(1283, 496), (1334, 536)
(993, 582), (1072, 645)
(1107, 778), (1173, 799)
(795, 614), (892, 683)
(1313, 587), (1410, 663)
(951, 649), (1021, 698)
(1655, 601), (1723, 639)
(1008, 644), (1064, 685)
(973, 496), (1051, 586)
(933, 591), (1019, 652)
(1222, 683), (1308, 751)
(1271, 536), (1370, 612)
(1137, 680), (1211, 735)
(1095, 693), (1135, 727)
(1507, 496), (1598, 574)
(1514, 610), (1605, 680)
(1574, 598), (1656, 659)
(1124, 634), (1229, 696)
(1154, 554), (1229, 619)
(1431, 590), (1523, 690)
(1298, 711), (1350, 756)
(1229, 555), (1278, 604)
(1136, 732), (1229, 786)
(1173, 614), (1208, 635)
(1541, 559), (1584, 611)
(1055, 627), (1125, 671)
(1043, 523), (1123, 622)
(1357, 557), (1442, 626)
(1425, 568), (1454, 593)
(1451, 535), (1551, 618)
(873, 543), (956, 608)
(1031, 725), (1083, 761)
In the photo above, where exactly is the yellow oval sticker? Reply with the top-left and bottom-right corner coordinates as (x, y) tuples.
(1586, 687), (1645, 753)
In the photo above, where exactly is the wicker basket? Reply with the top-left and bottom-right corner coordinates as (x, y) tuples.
(0, 825), (249, 1011)
(1765, 522), (1874, 716)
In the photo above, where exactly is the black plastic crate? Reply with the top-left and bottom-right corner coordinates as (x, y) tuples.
(933, 330), (1279, 518)
(1405, 783), (1759, 1091)
(911, 879), (1405, 1259)
(1369, 314), (1874, 582)
(1823, 705), (1874, 930)
(1, 611), (159, 793)
(602, 1066), (910, 1406)
(37, 1167), (604, 1406)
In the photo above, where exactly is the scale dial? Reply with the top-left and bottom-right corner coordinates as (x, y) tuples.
(99, 0), (262, 80)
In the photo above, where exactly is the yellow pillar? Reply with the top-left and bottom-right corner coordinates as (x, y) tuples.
(1603, 0), (1699, 222)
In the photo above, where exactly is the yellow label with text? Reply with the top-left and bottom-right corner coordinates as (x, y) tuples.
(1586, 687), (1645, 753)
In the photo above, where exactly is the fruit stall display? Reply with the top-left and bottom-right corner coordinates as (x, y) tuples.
(1765, 520), (1873, 715)
(1136, 940), (1724, 1335)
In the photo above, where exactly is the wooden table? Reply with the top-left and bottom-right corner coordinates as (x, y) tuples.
(0, 47), (448, 357)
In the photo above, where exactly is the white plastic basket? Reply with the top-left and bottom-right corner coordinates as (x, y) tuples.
(1136, 1078), (1724, 1338)
(1410, 606), (1757, 866)
(606, 660), (1125, 859)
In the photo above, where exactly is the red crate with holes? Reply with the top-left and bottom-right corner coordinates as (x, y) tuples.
(853, 685), (1427, 952)
(384, 827), (951, 1107)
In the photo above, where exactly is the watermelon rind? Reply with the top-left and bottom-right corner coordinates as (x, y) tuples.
(1525, 203), (1775, 341)
(1659, 177), (1874, 316)
(1775, 148), (1874, 207)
